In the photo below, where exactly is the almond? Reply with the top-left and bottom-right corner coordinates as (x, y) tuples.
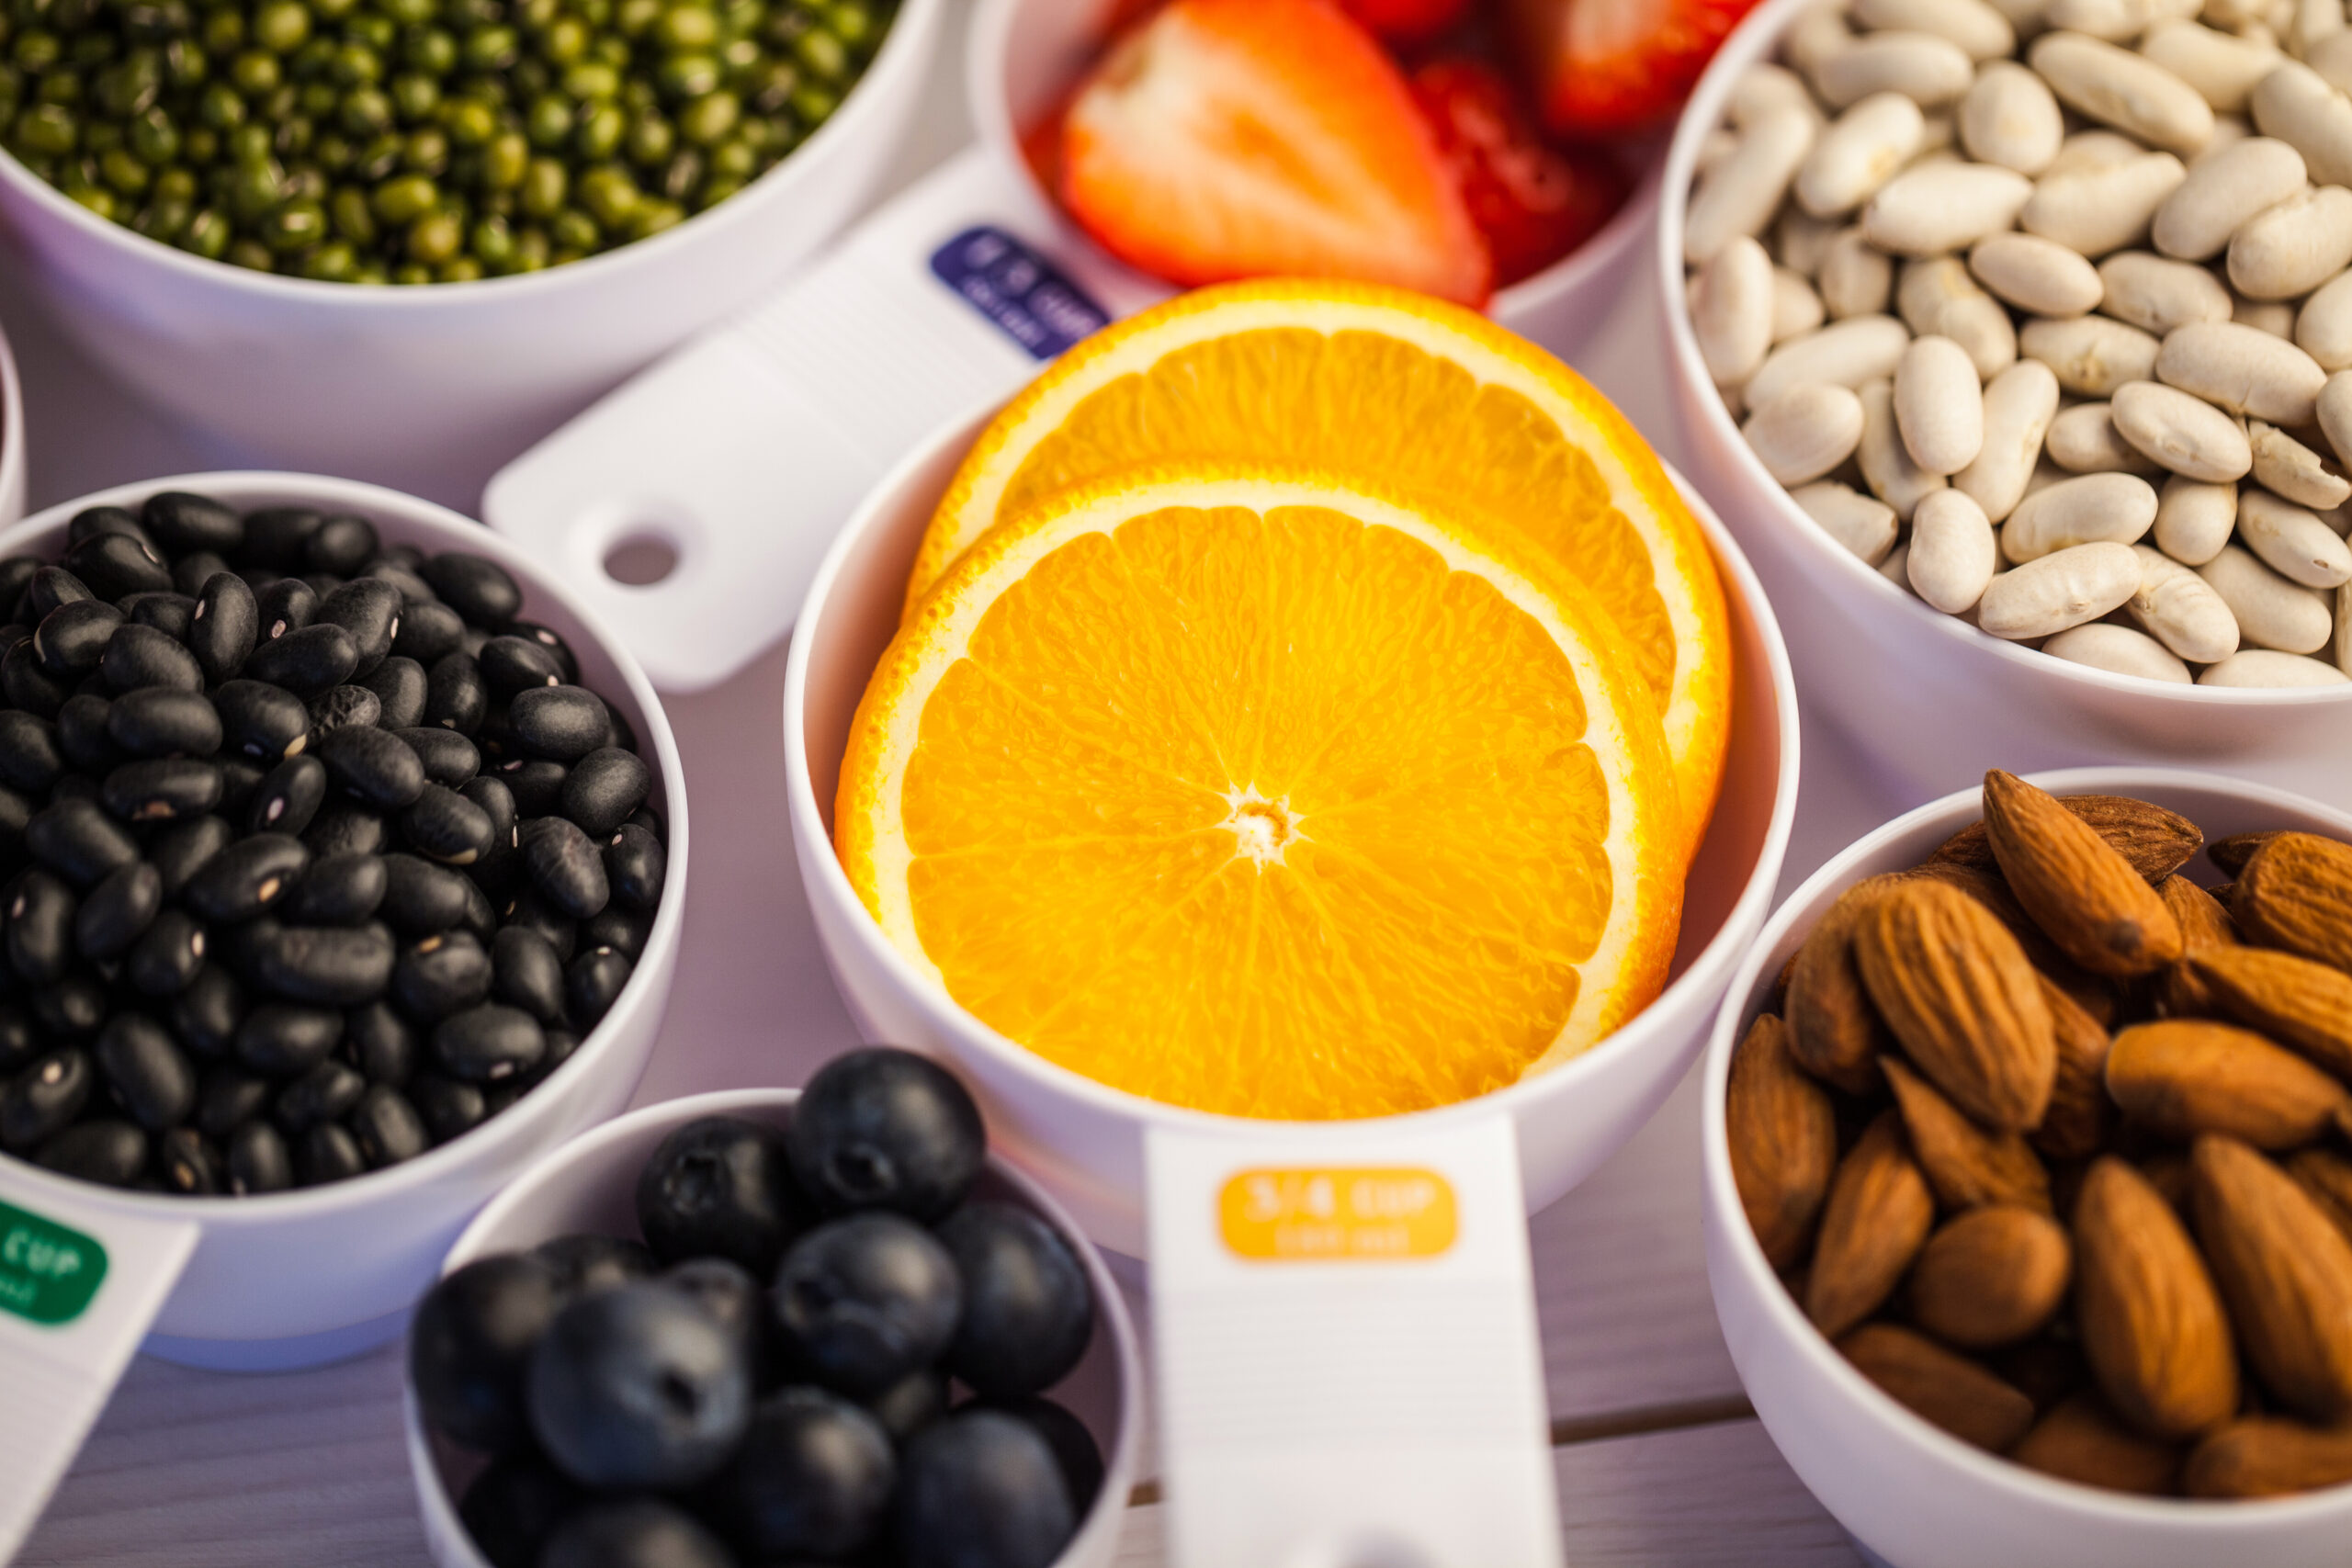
(2185, 1417), (2352, 1499)
(2288, 1146), (2352, 1248)
(1728, 1012), (1838, 1269)
(2156, 874), (2237, 1018)
(2010, 1393), (2183, 1495)
(1883, 1055), (2052, 1213)
(1854, 878), (2057, 1133)
(1785, 874), (1909, 1097)
(2189, 1134), (2352, 1424)
(2106, 1020), (2347, 1149)
(2237, 832), (2352, 976)
(1908, 1205), (2073, 1350)
(1838, 1322), (2037, 1453)
(1983, 771), (2185, 979)
(1930, 794), (2203, 885)
(2033, 973), (2114, 1162)
(2207, 830), (2283, 879)
(1806, 1111), (1936, 1340)
(2074, 1156), (2239, 1440)
(2188, 945), (2352, 1081)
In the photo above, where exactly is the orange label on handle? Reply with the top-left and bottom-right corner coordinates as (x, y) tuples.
(1217, 1168), (1457, 1261)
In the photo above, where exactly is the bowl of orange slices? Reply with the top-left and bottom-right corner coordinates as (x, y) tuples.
(782, 278), (1800, 1252)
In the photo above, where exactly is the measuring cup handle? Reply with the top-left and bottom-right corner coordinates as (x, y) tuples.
(481, 143), (1171, 693)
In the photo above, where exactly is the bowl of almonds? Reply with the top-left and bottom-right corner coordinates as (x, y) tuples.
(1659, 0), (2352, 810)
(1702, 767), (2352, 1567)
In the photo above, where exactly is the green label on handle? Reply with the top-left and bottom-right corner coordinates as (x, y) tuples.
(0, 1201), (107, 1325)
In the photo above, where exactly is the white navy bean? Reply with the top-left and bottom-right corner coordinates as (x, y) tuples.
(2131, 543), (2245, 660)
(1820, 228), (1895, 317)
(2022, 151), (2189, 254)
(1777, 207), (1844, 276)
(1957, 358), (2063, 518)
(2004, 470), (2162, 559)
(1969, 232), (2104, 316)
(2240, 485), (2352, 584)
(1815, 31), (1977, 108)
(1687, 107), (1817, 264)
(1895, 335), (1986, 472)
(2229, 185), (2352, 300)
(1691, 235), (1778, 386)
(2043, 622), (2195, 680)
(2318, 369), (2352, 469)
(2336, 582), (2352, 672)
(2295, 269), (2352, 369)
(1798, 93), (1928, 217)
(2028, 32), (2214, 154)
(2199, 649), (2352, 682)
(2042, 0), (2199, 38)
(1899, 256), (2019, 378)
(1962, 61), (2065, 172)
(2250, 62), (2352, 188)
(2311, 32), (2352, 96)
(2155, 319), (2328, 422)
(1745, 383), (1869, 483)
(1732, 62), (1824, 128)
(2048, 401), (2161, 471)
(1792, 479), (1903, 564)
(2096, 250), (2238, 333)
(2150, 136), (2308, 259)
(2154, 474), (2241, 562)
(2139, 19), (2280, 114)
(1859, 378), (1950, 517)
(2248, 421), (2352, 507)
(2045, 130), (2147, 177)
(1879, 540), (1916, 587)
(2021, 315), (2163, 394)
(1856, 0), (2018, 57)
(1787, 4), (1857, 76)
(1696, 128), (1742, 179)
(1862, 161), (2036, 254)
(2109, 378), (2256, 479)
(2297, 0), (2346, 58)
(1772, 266), (1828, 341)
(1978, 541), (2145, 637)
(2199, 540), (2337, 649)
(2236, 297), (2299, 338)
(1746, 314), (1914, 407)
(1908, 488), (2003, 610)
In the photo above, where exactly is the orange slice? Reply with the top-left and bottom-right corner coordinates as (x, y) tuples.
(839, 467), (1683, 1121)
(901, 278), (1732, 853)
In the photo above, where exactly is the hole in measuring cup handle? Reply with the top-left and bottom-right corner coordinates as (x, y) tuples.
(567, 497), (701, 595)
(1280, 1531), (1443, 1568)
(603, 534), (680, 587)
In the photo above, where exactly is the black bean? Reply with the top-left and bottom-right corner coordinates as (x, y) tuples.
(605, 824), (665, 913)
(75, 860), (161, 959)
(213, 915), (284, 985)
(478, 635), (564, 697)
(197, 1066), (271, 1136)
(348, 1084), (428, 1167)
(275, 1058), (366, 1130)
(243, 622), (358, 697)
(243, 753), (325, 839)
(403, 783), (495, 865)
(433, 1003), (544, 1082)
(318, 577), (403, 675)
(424, 652), (488, 735)
(561, 749), (650, 839)
(482, 1081), (525, 1115)
(65, 529), (174, 600)
(527, 1026), (581, 1086)
(95, 1011), (195, 1131)
(256, 577), (317, 640)
(212, 680), (311, 763)
(0, 558), (38, 615)
(108, 687), (220, 758)
(303, 804), (386, 858)
(368, 560), (438, 605)
(281, 853), (388, 927)
(503, 889), (577, 963)
(150, 815), (233, 898)
(129, 908), (208, 997)
(25, 566), (92, 622)
(362, 657), (428, 729)
(100, 624), (204, 694)
(507, 685), (608, 763)
(128, 592), (196, 641)
(183, 833), (309, 922)
(30, 971), (106, 1036)
(144, 491), (245, 557)
(233, 1003), (341, 1076)
(26, 796), (139, 885)
(227, 1118), (293, 1194)
(171, 965), (243, 1058)
(410, 1074), (485, 1144)
(491, 925), (564, 1022)
(399, 728), (480, 788)
(421, 553), (523, 626)
(34, 598), (125, 679)
(49, 773), (99, 805)
(102, 758), (222, 823)
(38, 1119), (147, 1186)
(504, 621), (579, 683)
(241, 506), (322, 570)
(189, 571), (258, 683)
(310, 684), (382, 735)
(461, 774), (517, 855)
(58, 693), (117, 773)
(470, 842), (526, 906)
(158, 1126), (221, 1193)
(304, 513), (377, 575)
(0, 710), (62, 793)
(347, 999), (417, 1086)
(69, 506), (147, 548)
(392, 931), (493, 1022)
(296, 1120), (366, 1186)
(0, 1006), (35, 1072)
(173, 550), (232, 600)
(2, 639), (70, 717)
(316, 725), (425, 811)
(521, 817), (607, 919)
(565, 947), (632, 1032)
(1, 1047), (91, 1150)
(582, 905), (651, 963)
(498, 758), (567, 818)
(379, 853), (471, 936)
(391, 600), (465, 664)
(255, 921), (396, 1007)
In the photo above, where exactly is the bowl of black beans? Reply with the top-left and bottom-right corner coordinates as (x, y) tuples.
(405, 1052), (1143, 1568)
(0, 0), (944, 482)
(0, 471), (687, 1370)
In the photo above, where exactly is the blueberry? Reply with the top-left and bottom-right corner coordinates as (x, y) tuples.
(895, 1409), (1076, 1568)
(409, 1252), (568, 1452)
(636, 1115), (806, 1277)
(458, 1452), (582, 1568)
(771, 1214), (963, 1397)
(526, 1280), (752, 1490)
(865, 1367), (950, 1443)
(539, 1499), (738, 1568)
(699, 1386), (896, 1562)
(986, 1396), (1105, 1517)
(937, 1201), (1095, 1401)
(665, 1257), (784, 1391)
(535, 1232), (659, 1296)
(787, 1047), (985, 1222)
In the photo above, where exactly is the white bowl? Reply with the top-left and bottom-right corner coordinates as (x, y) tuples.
(0, 471), (688, 1369)
(0, 0), (942, 489)
(781, 410), (1801, 1255)
(0, 308), (28, 530)
(1698, 766), (2352, 1568)
(1655, 0), (2352, 814)
(405, 1086), (1145, 1568)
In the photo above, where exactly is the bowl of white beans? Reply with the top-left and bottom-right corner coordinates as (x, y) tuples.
(1659, 0), (2352, 812)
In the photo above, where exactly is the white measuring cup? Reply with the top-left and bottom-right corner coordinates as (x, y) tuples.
(483, 0), (1667, 692)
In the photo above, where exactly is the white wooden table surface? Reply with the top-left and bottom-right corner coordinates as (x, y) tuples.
(6, 15), (1919, 1561)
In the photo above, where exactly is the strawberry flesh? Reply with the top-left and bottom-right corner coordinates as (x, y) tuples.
(1508, 0), (1762, 137)
(1410, 56), (1627, 287)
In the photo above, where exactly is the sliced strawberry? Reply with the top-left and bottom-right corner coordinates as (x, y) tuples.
(1336, 0), (1476, 48)
(1409, 57), (1627, 287)
(1058, 0), (1492, 306)
(1507, 0), (1761, 137)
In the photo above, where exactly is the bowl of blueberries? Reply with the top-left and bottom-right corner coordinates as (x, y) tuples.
(0, 472), (685, 1369)
(406, 1049), (1142, 1568)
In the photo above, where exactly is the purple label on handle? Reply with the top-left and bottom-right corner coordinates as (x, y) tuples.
(929, 227), (1110, 360)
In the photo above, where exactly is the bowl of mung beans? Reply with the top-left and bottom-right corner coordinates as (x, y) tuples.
(0, 0), (943, 485)
(1657, 0), (2352, 814)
